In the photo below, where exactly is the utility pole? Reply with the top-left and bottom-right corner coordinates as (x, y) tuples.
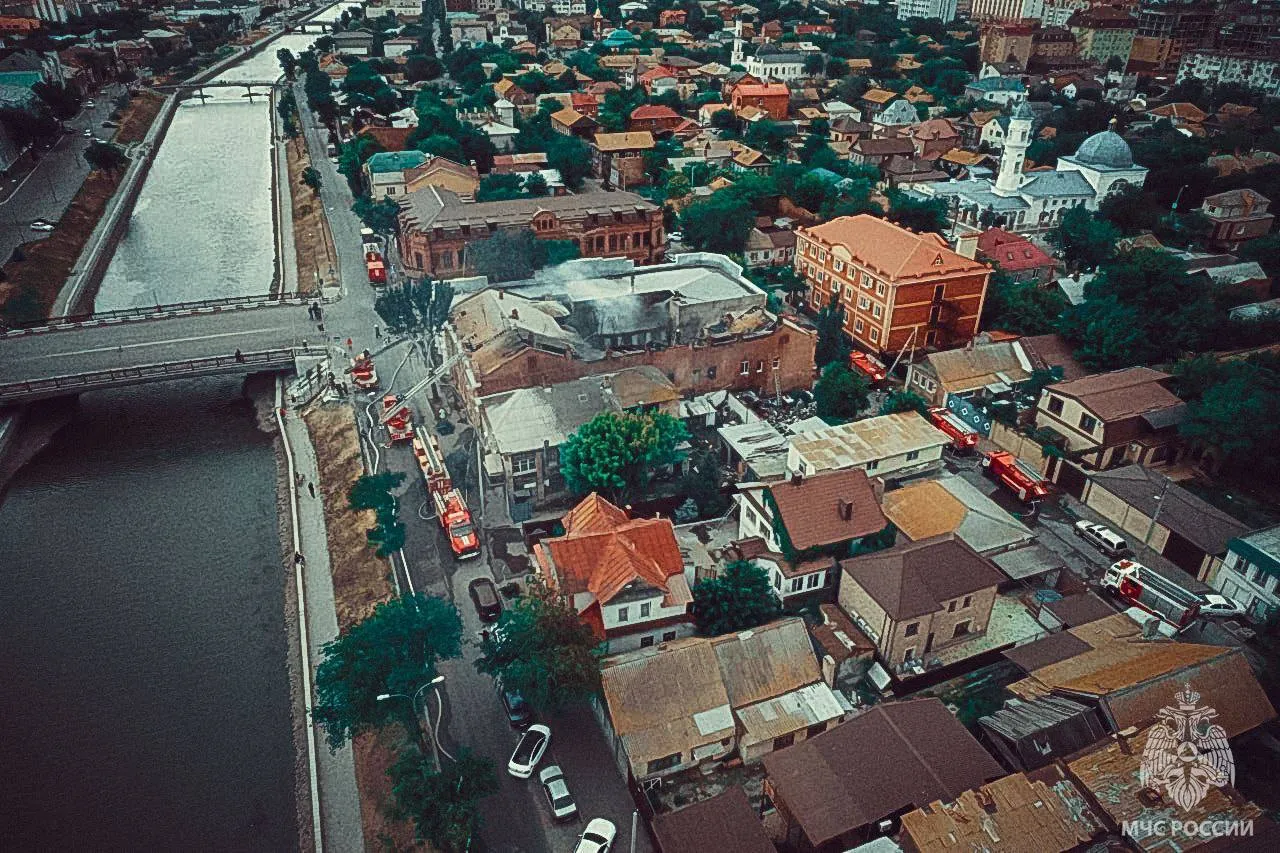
(1143, 474), (1172, 548)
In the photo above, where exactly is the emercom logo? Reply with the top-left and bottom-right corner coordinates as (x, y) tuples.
(1139, 682), (1235, 811)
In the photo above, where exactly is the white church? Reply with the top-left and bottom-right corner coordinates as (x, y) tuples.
(916, 103), (1148, 235)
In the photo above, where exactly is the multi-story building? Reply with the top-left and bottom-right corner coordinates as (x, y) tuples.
(1067, 6), (1138, 65)
(1212, 0), (1280, 58)
(1130, 0), (1216, 72)
(1201, 189), (1275, 251)
(794, 214), (992, 353)
(744, 50), (806, 82)
(1177, 49), (1280, 96)
(397, 188), (663, 279)
(729, 82), (790, 121)
(1213, 526), (1280, 624)
(590, 131), (655, 189)
(971, 0), (1044, 20)
(897, 0), (959, 23)
(980, 21), (1038, 69)
(1030, 25), (1078, 67)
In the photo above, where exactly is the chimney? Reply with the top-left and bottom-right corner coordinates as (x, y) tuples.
(511, 308), (519, 320)
(499, 290), (504, 299)
(790, 471), (803, 486)
(838, 499), (852, 521)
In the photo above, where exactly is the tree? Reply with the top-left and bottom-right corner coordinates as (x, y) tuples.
(676, 447), (730, 518)
(374, 278), (453, 336)
(680, 191), (754, 255)
(560, 411), (689, 503)
(475, 584), (605, 711)
(1049, 205), (1119, 270)
(525, 171), (549, 196)
(814, 363), (871, 423)
(691, 561), (781, 636)
(467, 229), (540, 283)
(352, 195), (401, 235)
(389, 749), (499, 852)
(981, 270), (1067, 335)
(32, 81), (81, 120)
(313, 593), (463, 750)
(302, 166), (322, 194)
(475, 172), (526, 201)
(546, 134), (591, 191)
(813, 297), (850, 369)
(879, 390), (930, 417)
(84, 140), (128, 173)
(277, 47), (298, 80)
(348, 470), (407, 556)
(709, 108), (737, 132)
(416, 133), (466, 163)
(885, 189), (949, 233)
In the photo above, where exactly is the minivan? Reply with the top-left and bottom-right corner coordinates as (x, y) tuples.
(468, 577), (502, 622)
(1074, 521), (1129, 558)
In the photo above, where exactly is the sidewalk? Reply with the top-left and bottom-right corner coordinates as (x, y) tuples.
(281, 404), (366, 853)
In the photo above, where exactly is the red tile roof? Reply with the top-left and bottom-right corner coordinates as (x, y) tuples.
(801, 214), (989, 282)
(765, 469), (887, 551)
(977, 228), (1056, 272)
(630, 104), (681, 120)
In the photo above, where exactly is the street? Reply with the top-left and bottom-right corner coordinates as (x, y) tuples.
(1, 88), (125, 263)
(293, 85), (652, 852)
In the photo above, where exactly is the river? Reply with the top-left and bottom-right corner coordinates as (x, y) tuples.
(0, 28), (325, 853)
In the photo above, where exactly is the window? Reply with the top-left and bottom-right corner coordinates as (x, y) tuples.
(963, 594), (972, 608)
(873, 304), (882, 319)
(756, 360), (764, 373)
(806, 572), (821, 589)
(609, 234), (618, 251)
(854, 318), (864, 333)
(617, 607), (629, 623)
(833, 259), (844, 272)
(806, 722), (827, 738)
(870, 328), (880, 343)
(512, 453), (537, 474)
(845, 285), (854, 299)
(774, 572), (782, 591)
(948, 600), (957, 613)
(1079, 413), (1098, 434)
(772, 357), (780, 370)
(876, 281), (886, 297)
(862, 272), (872, 289)
(904, 622), (919, 637)
(640, 602), (651, 618)
(773, 733), (796, 751)
(663, 631), (677, 641)
(790, 577), (804, 593)
(953, 620), (971, 638)
(906, 450), (919, 461)
(740, 360), (750, 375)
(865, 459), (878, 471)
(903, 647), (916, 661)
(1047, 395), (1064, 416)
(933, 284), (945, 301)
(647, 753), (682, 774)
(858, 296), (870, 310)
(639, 635), (654, 648)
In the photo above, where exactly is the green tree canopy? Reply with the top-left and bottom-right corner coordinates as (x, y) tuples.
(691, 560), (781, 636)
(885, 189), (949, 234)
(879, 390), (930, 417)
(389, 748), (499, 852)
(813, 296), (850, 369)
(680, 190), (755, 255)
(313, 593), (463, 750)
(373, 278), (454, 337)
(475, 585), (605, 711)
(352, 195), (401, 235)
(84, 140), (128, 173)
(814, 362), (871, 424)
(981, 270), (1067, 335)
(560, 411), (689, 502)
(546, 134), (592, 191)
(1049, 206), (1119, 271)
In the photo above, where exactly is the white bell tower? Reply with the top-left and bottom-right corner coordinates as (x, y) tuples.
(994, 102), (1033, 197)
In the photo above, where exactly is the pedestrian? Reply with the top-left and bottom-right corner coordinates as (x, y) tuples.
(317, 322), (325, 334)
(294, 551), (305, 567)
(307, 481), (316, 499)
(234, 348), (245, 363)
(374, 325), (381, 339)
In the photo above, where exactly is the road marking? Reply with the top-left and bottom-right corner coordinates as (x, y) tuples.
(27, 326), (302, 360)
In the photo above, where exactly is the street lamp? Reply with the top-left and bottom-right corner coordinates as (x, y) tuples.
(377, 674), (445, 765)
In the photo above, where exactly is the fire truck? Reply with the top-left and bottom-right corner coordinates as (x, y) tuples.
(365, 251), (387, 285)
(380, 394), (415, 443)
(412, 433), (481, 559)
(349, 350), (379, 391)
(981, 451), (1050, 502)
(927, 406), (980, 452)
(1102, 560), (1201, 629)
(849, 350), (888, 383)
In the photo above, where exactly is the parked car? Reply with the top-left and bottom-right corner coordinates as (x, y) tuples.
(500, 683), (533, 728)
(102, 120), (119, 128)
(574, 818), (617, 853)
(84, 99), (95, 108)
(29, 219), (55, 232)
(538, 765), (578, 821)
(82, 128), (93, 137)
(468, 577), (502, 622)
(1200, 593), (1245, 618)
(667, 230), (683, 243)
(1073, 521), (1130, 558)
(507, 723), (550, 778)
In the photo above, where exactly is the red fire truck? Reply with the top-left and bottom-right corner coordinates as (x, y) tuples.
(927, 407), (980, 452)
(981, 451), (1050, 502)
(412, 433), (480, 559)
(380, 394), (415, 443)
(1102, 560), (1201, 629)
(365, 251), (387, 285)
(848, 350), (888, 383)
(349, 350), (379, 391)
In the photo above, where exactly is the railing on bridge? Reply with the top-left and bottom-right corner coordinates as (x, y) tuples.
(0, 294), (326, 339)
(0, 348), (315, 405)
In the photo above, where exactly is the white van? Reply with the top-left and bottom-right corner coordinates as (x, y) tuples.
(1074, 520), (1130, 558)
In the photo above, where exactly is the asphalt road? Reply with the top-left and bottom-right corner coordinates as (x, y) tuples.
(1, 88), (126, 263)
(0, 305), (316, 386)
(292, 93), (653, 852)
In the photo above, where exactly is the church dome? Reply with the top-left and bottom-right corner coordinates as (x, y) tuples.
(1073, 129), (1135, 169)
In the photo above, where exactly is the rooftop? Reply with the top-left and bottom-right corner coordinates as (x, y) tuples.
(399, 187), (657, 232)
(881, 475), (1033, 555)
(651, 787), (774, 853)
(800, 215), (989, 282)
(762, 468), (887, 551)
(840, 534), (1007, 622)
(1087, 465), (1248, 555)
(1047, 366), (1183, 423)
(789, 411), (949, 474)
(923, 339), (1032, 394)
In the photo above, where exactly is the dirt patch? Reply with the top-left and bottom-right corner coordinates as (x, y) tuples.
(0, 90), (165, 319)
(302, 403), (423, 850)
(286, 134), (336, 296)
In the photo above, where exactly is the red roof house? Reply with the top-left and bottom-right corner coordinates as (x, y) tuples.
(977, 227), (1058, 283)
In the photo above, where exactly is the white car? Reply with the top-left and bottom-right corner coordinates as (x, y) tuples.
(1200, 593), (1245, 618)
(507, 723), (550, 779)
(538, 765), (578, 821)
(667, 231), (684, 243)
(29, 219), (55, 232)
(575, 818), (617, 853)
(83, 128), (93, 137)
(84, 99), (95, 108)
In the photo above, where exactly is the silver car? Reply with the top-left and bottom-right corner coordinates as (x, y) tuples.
(507, 723), (550, 779)
(538, 765), (577, 821)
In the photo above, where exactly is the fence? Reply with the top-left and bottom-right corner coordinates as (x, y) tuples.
(2, 294), (325, 339)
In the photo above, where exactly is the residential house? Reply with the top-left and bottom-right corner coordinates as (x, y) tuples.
(977, 696), (1109, 772)
(331, 30), (376, 56)
(899, 768), (1104, 853)
(476, 118), (520, 152)
(905, 335), (1033, 406)
(882, 156), (950, 187)
(443, 256), (817, 420)
(651, 788), (775, 853)
(479, 367), (679, 511)
(763, 698), (1003, 853)
(397, 188), (663, 279)
(979, 21), (1036, 70)
(736, 469), (889, 602)
(838, 535), (1006, 671)
(628, 104), (683, 134)
(909, 117), (961, 160)
(829, 117), (872, 146)
(591, 131), (655, 189)
(597, 618), (846, 779)
(794, 214), (993, 353)
(788, 412), (949, 481)
(742, 226), (796, 269)
(358, 124), (414, 152)
(638, 64), (679, 96)
(550, 106), (599, 139)
(730, 82), (790, 121)
(858, 88), (898, 119)
(490, 152), (548, 174)
(363, 152), (479, 200)
(1215, 525), (1280, 623)
(871, 99), (920, 132)
(1145, 101), (1208, 130)
(963, 76), (1028, 106)
(730, 145), (771, 175)
(534, 492), (694, 650)
(848, 136), (915, 168)
(1079, 465), (1250, 582)
(1200, 189), (1274, 252)
(976, 227), (1058, 282)
(1034, 367), (1185, 470)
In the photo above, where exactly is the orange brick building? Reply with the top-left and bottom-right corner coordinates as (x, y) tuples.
(397, 188), (663, 279)
(794, 215), (992, 355)
(730, 83), (791, 121)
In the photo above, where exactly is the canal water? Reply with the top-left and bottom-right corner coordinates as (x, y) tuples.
(0, 29), (324, 853)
